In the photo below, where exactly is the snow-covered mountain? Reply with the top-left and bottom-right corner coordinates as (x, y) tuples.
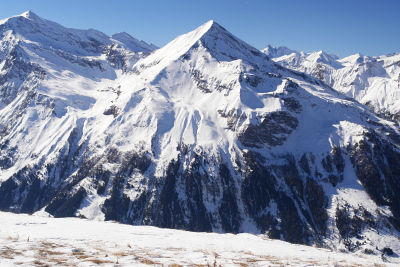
(1, 11), (400, 256)
(264, 46), (400, 122)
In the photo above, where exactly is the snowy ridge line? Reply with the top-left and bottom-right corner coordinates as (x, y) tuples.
(263, 45), (400, 122)
(0, 11), (400, 259)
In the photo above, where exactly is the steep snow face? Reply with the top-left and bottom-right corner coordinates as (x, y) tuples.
(1, 12), (400, 257)
(264, 46), (400, 122)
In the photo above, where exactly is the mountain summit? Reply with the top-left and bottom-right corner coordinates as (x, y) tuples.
(0, 12), (400, 256)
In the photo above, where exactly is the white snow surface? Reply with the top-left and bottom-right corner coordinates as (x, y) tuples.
(263, 46), (400, 117)
(0, 11), (400, 260)
(0, 211), (397, 266)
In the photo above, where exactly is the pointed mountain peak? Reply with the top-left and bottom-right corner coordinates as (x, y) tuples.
(191, 20), (267, 62)
(111, 32), (157, 52)
(135, 20), (269, 76)
(339, 53), (369, 65)
(0, 10), (40, 25)
(202, 19), (215, 28)
(262, 45), (297, 58)
(194, 19), (222, 33)
(0, 10), (46, 27)
(197, 19), (233, 38)
(20, 10), (41, 20)
(306, 50), (340, 67)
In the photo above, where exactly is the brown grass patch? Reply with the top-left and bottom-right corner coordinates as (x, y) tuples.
(112, 250), (130, 257)
(138, 257), (159, 265)
(38, 248), (64, 256)
(84, 258), (115, 264)
(0, 246), (24, 259)
(46, 257), (70, 265)
(40, 241), (59, 249)
(33, 259), (49, 266)
(165, 247), (186, 252)
(76, 254), (91, 260)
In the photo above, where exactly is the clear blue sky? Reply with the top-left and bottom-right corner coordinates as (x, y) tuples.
(0, 0), (399, 57)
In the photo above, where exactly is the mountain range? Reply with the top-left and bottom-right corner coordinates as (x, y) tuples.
(0, 11), (399, 256)
(263, 45), (400, 122)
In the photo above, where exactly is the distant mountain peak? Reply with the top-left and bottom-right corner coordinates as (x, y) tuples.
(111, 32), (157, 52)
(262, 45), (297, 58)
(20, 10), (41, 20)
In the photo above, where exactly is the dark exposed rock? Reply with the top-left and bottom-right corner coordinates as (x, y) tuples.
(45, 188), (87, 217)
(353, 131), (400, 230)
(0, 143), (17, 169)
(282, 97), (302, 113)
(191, 69), (211, 93)
(181, 155), (213, 232)
(328, 174), (339, 186)
(240, 73), (262, 87)
(103, 105), (120, 117)
(238, 111), (298, 147)
(283, 78), (300, 92)
(335, 204), (376, 251)
(364, 248), (375, 255)
(105, 44), (127, 70)
(305, 178), (328, 234)
(54, 49), (105, 71)
(102, 150), (152, 222)
(350, 133), (388, 206)
(241, 151), (311, 244)
(299, 153), (311, 175)
(218, 109), (247, 131)
(153, 157), (185, 229)
(0, 47), (45, 105)
(331, 146), (345, 173)
(321, 154), (334, 173)
(0, 178), (19, 210)
(241, 151), (273, 221)
(383, 247), (394, 256)
(280, 155), (304, 197)
(218, 164), (241, 233)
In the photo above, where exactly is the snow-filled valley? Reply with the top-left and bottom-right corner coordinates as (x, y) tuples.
(0, 211), (398, 266)
(0, 10), (400, 265)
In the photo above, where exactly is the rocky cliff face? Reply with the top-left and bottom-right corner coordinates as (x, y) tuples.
(0, 12), (400, 255)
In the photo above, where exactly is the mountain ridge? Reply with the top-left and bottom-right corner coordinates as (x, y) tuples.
(263, 45), (400, 122)
(0, 11), (400, 257)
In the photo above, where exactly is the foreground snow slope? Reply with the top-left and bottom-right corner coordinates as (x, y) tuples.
(263, 46), (400, 122)
(0, 211), (397, 266)
(0, 11), (400, 258)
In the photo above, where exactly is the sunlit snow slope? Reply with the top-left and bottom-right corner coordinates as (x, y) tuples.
(0, 11), (400, 257)
(263, 46), (400, 122)
(0, 211), (397, 266)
